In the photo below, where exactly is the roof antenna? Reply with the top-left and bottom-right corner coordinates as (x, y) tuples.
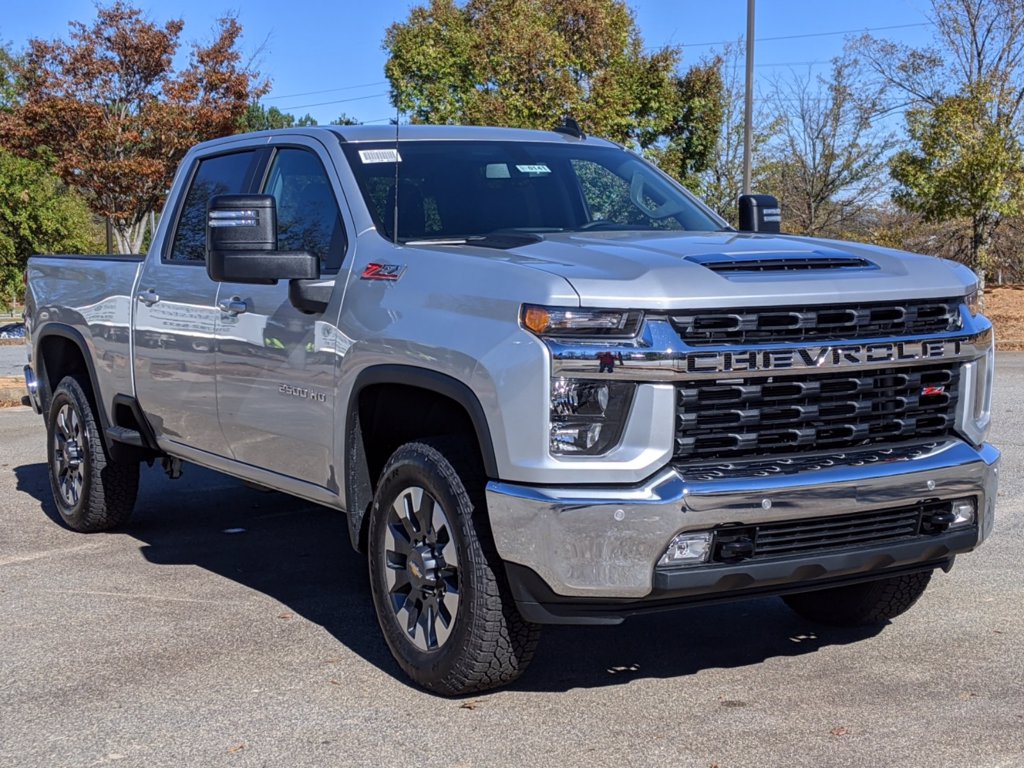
(553, 115), (585, 140)
(392, 102), (400, 245)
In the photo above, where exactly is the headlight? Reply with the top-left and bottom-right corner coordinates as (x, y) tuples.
(522, 305), (643, 338)
(549, 378), (635, 455)
(958, 344), (994, 445)
(965, 288), (981, 316)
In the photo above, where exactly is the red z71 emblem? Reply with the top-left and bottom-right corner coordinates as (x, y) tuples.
(921, 386), (946, 397)
(361, 263), (406, 281)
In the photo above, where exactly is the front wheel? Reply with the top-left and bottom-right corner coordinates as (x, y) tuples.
(46, 375), (139, 532)
(368, 439), (540, 695)
(782, 571), (933, 626)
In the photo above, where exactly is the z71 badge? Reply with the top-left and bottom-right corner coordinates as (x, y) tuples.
(361, 263), (406, 281)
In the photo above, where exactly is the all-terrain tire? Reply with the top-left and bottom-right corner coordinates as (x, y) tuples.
(46, 375), (139, 532)
(782, 571), (933, 627)
(368, 438), (540, 695)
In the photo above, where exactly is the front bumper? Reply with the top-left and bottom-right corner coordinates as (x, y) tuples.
(486, 439), (999, 609)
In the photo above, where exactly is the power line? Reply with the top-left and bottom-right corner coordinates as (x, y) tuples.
(278, 92), (389, 111)
(264, 80), (388, 102)
(684, 21), (933, 49)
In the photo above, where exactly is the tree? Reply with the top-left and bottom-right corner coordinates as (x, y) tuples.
(238, 102), (317, 132)
(761, 56), (896, 238)
(0, 149), (101, 310)
(0, 2), (268, 253)
(383, 0), (724, 186)
(857, 0), (1024, 272)
(643, 57), (724, 192)
(330, 113), (360, 126)
(694, 43), (777, 224)
(890, 80), (1024, 268)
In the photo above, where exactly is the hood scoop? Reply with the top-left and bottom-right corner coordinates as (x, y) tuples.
(689, 249), (877, 274)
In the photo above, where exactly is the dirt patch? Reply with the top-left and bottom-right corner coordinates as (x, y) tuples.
(0, 339), (25, 346)
(983, 285), (1024, 350)
(0, 377), (25, 408)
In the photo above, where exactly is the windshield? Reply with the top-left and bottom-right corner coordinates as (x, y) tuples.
(341, 140), (726, 242)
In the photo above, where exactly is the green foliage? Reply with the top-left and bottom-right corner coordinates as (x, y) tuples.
(383, 0), (725, 186)
(0, 150), (102, 310)
(238, 102), (318, 132)
(643, 58), (724, 192)
(0, 44), (19, 110)
(890, 79), (1024, 268)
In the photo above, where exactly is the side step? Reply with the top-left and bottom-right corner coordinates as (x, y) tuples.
(106, 425), (146, 448)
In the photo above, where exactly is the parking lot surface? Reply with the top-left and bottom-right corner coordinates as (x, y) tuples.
(1, 357), (1022, 768)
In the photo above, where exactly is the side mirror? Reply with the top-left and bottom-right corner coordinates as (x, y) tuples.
(206, 194), (320, 284)
(737, 194), (782, 234)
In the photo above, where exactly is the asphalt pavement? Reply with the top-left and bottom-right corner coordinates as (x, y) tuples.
(1, 356), (1022, 768)
(0, 342), (26, 377)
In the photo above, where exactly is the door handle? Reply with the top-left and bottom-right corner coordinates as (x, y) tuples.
(137, 289), (160, 306)
(218, 297), (249, 316)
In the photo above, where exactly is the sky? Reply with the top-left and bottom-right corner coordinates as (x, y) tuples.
(1, 0), (939, 126)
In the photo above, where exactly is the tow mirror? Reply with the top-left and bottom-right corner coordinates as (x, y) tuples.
(737, 194), (782, 234)
(206, 194), (319, 284)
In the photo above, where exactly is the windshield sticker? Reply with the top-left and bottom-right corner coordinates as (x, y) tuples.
(515, 164), (551, 174)
(359, 149), (402, 164)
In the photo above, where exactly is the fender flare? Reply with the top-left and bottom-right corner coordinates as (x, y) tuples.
(344, 364), (499, 550)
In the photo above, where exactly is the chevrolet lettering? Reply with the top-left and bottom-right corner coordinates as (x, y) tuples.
(684, 338), (970, 375)
(22, 124), (998, 696)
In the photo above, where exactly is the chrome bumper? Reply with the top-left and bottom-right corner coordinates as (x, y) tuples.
(486, 440), (999, 599)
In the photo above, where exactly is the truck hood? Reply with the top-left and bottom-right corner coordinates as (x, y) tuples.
(438, 231), (975, 310)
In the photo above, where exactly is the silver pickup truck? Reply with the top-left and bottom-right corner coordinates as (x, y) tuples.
(22, 125), (999, 695)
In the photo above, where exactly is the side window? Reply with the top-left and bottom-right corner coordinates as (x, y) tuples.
(572, 159), (684, 231)
(168, 151), (257, 263)
(262, 148), (347, 272)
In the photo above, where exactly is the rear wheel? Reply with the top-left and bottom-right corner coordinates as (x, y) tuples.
(368, 439), (540, 695)
(782, 571), (933, 626)
(46, 375), (139, 532)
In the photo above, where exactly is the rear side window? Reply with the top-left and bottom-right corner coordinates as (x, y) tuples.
(261, 148), (347, 273)
(168, 151), (258, 263)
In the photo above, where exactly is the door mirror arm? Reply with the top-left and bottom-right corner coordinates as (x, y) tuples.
(288, 278), (333, 314)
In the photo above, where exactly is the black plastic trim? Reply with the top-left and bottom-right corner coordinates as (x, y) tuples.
(34, 324), (113, 446)
(343, 365), (499, 551)
(110, 393), (161, 453)
(504, 528), (977, 625)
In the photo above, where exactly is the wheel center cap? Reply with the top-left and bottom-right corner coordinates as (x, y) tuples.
(408, 544), (441, 589)
(64, 440), (82, 469)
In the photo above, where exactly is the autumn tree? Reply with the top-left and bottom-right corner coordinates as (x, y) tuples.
(890, 80), (1024, 268)
(383, 0), (724, 186)
(857, 0), (1024, 271)
(761, 56), (896, 238)
(695, 43), (777, 224)
(0, 2), (268, 253)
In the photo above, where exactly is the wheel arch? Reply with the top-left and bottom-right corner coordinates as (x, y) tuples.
(34, 325), (106, 428)
(344, 364), (498, 552)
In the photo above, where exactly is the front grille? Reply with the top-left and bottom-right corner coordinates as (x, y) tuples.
(674, 365), (959, 461)
(710, 500), (959, 562)
(670, 298), (961, 345)
(681, 442), (941, 482)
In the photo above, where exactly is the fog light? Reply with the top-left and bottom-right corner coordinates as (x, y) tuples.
(950, 498), (976, 527)
(658, 532), (713, 567)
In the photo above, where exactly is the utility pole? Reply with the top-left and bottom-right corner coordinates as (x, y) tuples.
(742, 0), (755, 195)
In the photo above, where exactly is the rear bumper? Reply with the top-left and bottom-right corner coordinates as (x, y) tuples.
(485, 440), (999, 610)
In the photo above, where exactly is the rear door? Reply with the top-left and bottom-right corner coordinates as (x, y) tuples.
(134, 148), (263, 457)
(214, 138), (350, 488)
